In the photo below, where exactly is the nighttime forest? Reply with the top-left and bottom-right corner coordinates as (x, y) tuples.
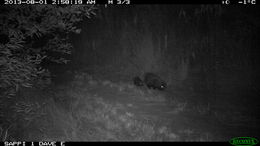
(0, 5), (259, 141)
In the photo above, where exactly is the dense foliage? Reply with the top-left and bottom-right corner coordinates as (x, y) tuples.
(0, 5), (95, 98)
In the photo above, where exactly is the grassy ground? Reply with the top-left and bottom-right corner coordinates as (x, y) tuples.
(0, 71), (259, 141)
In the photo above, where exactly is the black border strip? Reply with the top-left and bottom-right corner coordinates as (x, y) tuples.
(96, 0), (222, 4)
(0, 0), (223, 5)
(0, 141), (231, 146)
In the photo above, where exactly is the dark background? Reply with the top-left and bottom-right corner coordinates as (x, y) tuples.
(56, 5), (259, 105)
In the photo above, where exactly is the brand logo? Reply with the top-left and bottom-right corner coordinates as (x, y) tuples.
(229, 137), (259, 146)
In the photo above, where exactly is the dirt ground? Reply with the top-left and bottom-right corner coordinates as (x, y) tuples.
(1, 72), (259, 141)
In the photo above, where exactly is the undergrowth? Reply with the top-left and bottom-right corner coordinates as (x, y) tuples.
(1, 71), (223, 141)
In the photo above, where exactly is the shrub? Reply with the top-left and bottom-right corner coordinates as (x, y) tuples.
(0, 5), (95, 98)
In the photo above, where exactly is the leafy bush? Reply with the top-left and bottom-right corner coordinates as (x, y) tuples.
(0, 5), (95, 98)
